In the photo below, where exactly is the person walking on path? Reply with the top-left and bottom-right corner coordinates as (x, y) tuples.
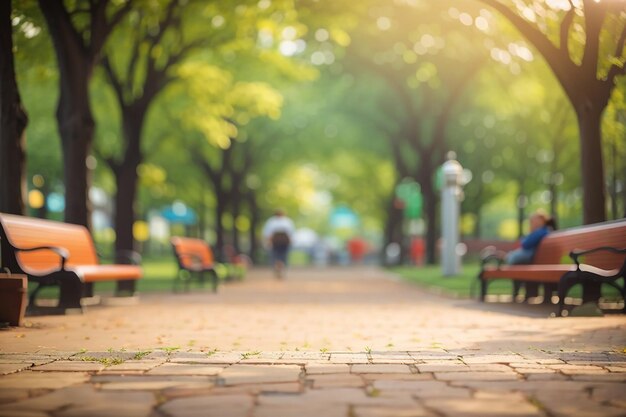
(262, 209), (295, 279)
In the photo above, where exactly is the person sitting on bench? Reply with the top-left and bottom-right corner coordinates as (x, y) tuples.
(506, 210), (556, 265)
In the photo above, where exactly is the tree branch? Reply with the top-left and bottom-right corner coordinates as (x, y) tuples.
(560, 1), (575, 55)
(101, 55), (125, 106)
(92, 0), (132, 56)
(477, 0), (575, 88)
(580, 0), (607, 80)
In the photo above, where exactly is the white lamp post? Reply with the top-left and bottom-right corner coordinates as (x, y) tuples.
(441, 152), (467, 276)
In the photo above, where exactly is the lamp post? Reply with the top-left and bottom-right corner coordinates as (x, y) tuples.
(441, 152), (467, 276)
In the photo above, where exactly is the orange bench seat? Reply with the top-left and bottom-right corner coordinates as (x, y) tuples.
(0, 213), (142, 313)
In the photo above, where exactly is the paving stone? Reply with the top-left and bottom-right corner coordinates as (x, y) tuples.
(146, 363), (224, 376)
(258, 388), (417, 407)
(416, 363), (470, 373)
(449, 380), (592, 392)
(467, 364), (514, 372)
(0, 363), (31, 375)
(210, 382), (302, 396)
(280, 352), (330, 361)
(408, 351), (457, 361)
(373, 380), (471, 399)
(238, 352), (284, 364)
(352, 406), (434, 417)
(32, 361), (104, 372)
(361, 374), (433, 382)
(0, 372), (89, 389)
(98, 360), (159, 372)
(219, 365), (302, 385)
(435, 372), (520, 381)
(159, 395), (252, 417)
(0, 358), (52, 366)
(309, 373), (364, 388)
(329, 353), (369, 364)
(254, 405), (348, 417)
(173, 352), (242, 365)
(591, 383), (626, 408)
(0, 389), (29, 405)
(305, 363), (350, 374)
(0, 384), (154, 417)
(569, 373), (626, 382)
(423, 398), (542, 417)
(352, 364), (412, 374)
(257, 388), (365, 406)
(549, 365), (608, 375)
(534, 392), (626, 417)
(462, 355), (522, 364)
(525, 373), (570, 381)
(369, 353), (415, 364)
(0, 410), (49, 417)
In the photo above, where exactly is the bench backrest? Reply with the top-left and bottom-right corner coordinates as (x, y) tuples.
(533, 220), (626, 270)
(170, 237), (214, 269)
(0, 213), (99, 275)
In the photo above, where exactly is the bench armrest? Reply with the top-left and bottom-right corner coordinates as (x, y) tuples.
(176, 252), (209, 268)
(480, 246), (507, 269)
(569, 247), (626, 270)
(116, 250), (142, 265)
(97, 250), (142, 265)
(14, 245), (69, 270)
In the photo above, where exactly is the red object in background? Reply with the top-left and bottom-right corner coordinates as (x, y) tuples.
(347, 238), (368, 262)
(410, 238), (425, 265)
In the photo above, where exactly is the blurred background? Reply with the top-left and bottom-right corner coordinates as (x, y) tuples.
(5, 0), (626, 278)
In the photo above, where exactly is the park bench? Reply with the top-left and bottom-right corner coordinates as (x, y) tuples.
(478, 220), (626, 316)
(0, 213), (142, 313)
(170, 237), (218, 292)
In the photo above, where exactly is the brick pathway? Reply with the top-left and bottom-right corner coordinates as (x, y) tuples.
(0, 267), (624, 416)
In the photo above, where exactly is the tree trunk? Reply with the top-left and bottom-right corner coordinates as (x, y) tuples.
(575, 98), (607, 224)
(382, 191), (403, 266)
(422, 181), (438, 265)
(39, 1), (95, 228)
(112, 106), (145, 263)
(230, 187), (241, 253)
(473, 208), (482, 239)
(113, 164), (138, 262)
(214, 187), (227, 261)
(609, 132), (618, 220)
(247, 191), (260, 263)
(0, 0), (28, 215)
(549, 181), (558, 220)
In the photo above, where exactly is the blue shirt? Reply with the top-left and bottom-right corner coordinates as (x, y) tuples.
(521, 226), (550, 250)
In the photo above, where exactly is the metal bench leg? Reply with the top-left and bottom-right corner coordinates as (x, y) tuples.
(57, 272), (83, 311)
(512, 281), (522, 302)
(558, 271), (580, 317)
(479, 275), (488, 302)
(581, 281), (601, 305)
(211, 270), (218, 293)
(83, 282), (94, 298)
(543, 283), (557, 304)
(28, 283), (44, 307)
(116, 280), (136, 296)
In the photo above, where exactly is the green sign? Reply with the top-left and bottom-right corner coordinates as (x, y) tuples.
(395, 180), (423, 219)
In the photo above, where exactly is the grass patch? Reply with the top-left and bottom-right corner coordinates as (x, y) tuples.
(80, 356), (125, 366)
(133, 350), (152, 360)
(392, 263), (508, 298)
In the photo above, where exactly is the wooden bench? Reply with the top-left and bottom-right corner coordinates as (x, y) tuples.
(479, 220), (626, 316)
(0, 213), (142, 313)
(170, 237), (218, 292)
